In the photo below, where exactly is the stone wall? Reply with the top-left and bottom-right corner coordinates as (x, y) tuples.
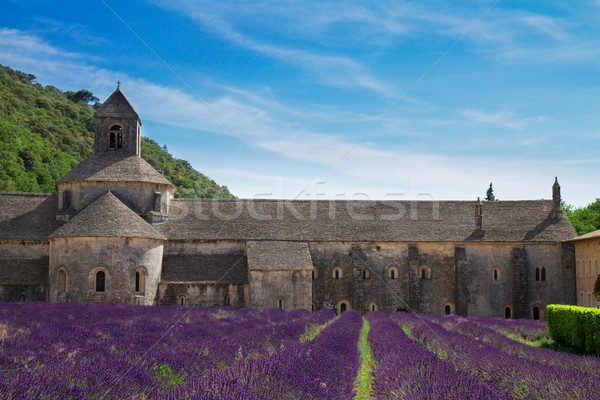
(0, 240), (49, 301)
(573, 238), (600, 307)
(57, 180), (171, 218)
(248, 270), (311, 311)
(48, 237), (164, 305)
(158, 282), (248, 307)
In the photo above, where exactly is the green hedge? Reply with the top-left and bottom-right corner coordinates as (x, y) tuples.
(546, 304), (600, 355)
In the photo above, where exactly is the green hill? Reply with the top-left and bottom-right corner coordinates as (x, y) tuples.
(0, 64), (234, 199)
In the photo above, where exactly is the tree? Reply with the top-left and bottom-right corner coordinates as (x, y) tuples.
(485, 182), (497, 201)
(65, 89), (99, 104)
(594, 275), (600, 301)
(563, 198), (600, 236)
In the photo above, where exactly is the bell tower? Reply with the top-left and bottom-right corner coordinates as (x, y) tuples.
(93, 84), (141, 157)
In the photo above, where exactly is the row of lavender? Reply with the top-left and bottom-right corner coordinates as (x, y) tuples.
(393, 312), (600, 399)
(0, 302), (335, 399)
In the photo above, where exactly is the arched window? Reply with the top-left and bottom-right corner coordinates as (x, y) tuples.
(420, 266), (432, 280)
(443, 302), (455, 315)
(179, 295), (186, 306)
(504, 304), (512, 319)
(388, 266), (398, 280)
(541, 267), (546, 282)
(109, 125), (123, 149)
(58, 269), (67, 294)
(95, 270), (105, 292)
(535, 267), (540, 281)
(492, 266), (502, 281)
(369, 302), (378, 311)
(362, 268), (370, 280)
(532, 305), (541, 320)
(337, 300), (350, 315)
(278, 297), (284, 309)
(333, 267), (343, 280)
(225, 294), (231, 306)
(135, 269), (145, 295)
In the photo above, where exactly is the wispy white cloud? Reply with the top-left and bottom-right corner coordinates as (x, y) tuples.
(462, 109), (546, 130)
(1, 27), (597, 206)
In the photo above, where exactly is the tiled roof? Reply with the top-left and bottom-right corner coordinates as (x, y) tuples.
(160, 252), (248, 283)
(57, 154), (172, 185)
(247, 241), (313, 270)
(49, 191), (166, 240)
(0, 193), (63, 240)
(94, 87), (140, 121)
(0, 258), (49, 285)
(567, 229), (600, 242)
(157, 199), (576, 243)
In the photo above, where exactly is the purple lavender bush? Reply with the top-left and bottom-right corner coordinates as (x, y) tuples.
(393, 312), (600, 399)
(367, 311), (511, 400)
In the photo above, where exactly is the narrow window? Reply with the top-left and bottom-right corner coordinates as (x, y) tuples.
(109, 125), (122, 149)
(588, 293), (592, 307)
(388, 266), (398, 280)
(535, 267), (540, 281)
(312, 269), (315, 280)
(504, 306), (512, 319)
(58, 269), (67, 294)
(493, 269), (498, 280)
(445, 305), (451, 315)
(369, 302), (378, 311)
(362, 269), (370, 280)
(340, 303), (347, 313)
(225, 294), (231, 306)
(533, 306), (540, 320)
(19, 294), (26, 302)
(62, 190), (71, 210)
(95, 270), (105, 292)
(420, 266), (431, 280)
(179, 295), (186, 306)
(135, 271), (140, 292)
(541, 267), (546, 282)
(278, 298), (284, 309)
(333, 267), (343, 280)
(390, 269), (395, 279)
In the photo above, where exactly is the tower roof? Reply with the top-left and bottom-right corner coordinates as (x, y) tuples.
(49, 191), (166, 240)
(94, 87), (140, 122)
(57, 154), (173, 187)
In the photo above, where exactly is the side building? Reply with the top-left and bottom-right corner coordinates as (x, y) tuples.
(0, 87), (578, 319)
(568, 230), (600, 308)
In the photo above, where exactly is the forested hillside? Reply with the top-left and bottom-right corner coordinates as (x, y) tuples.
(0, 64), (234, 198)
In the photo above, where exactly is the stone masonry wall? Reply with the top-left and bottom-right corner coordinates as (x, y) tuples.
(49, 237), (164, 305)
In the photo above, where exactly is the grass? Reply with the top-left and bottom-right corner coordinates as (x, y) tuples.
(354, 317), (374, 400)
(300, 319), (334, 343)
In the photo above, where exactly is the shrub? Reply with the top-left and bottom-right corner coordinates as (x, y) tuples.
(547, 304), (600, 355)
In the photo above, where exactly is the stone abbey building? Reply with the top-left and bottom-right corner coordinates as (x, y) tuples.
(0, 88), (578, 319)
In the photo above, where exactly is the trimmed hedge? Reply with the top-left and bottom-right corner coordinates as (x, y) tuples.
(547, 304), (600, 355)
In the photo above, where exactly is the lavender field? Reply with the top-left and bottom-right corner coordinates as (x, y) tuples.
(0, 303), (598, 399)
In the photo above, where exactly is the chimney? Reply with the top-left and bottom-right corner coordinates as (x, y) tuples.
(551, 177), (562, 218)
(475, 197), (483, 230)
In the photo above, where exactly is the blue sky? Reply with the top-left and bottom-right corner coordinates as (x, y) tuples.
(1, 0), (599, 206)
